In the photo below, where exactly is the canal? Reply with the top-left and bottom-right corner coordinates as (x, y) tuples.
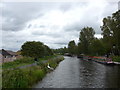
(33, 56), (120, 88)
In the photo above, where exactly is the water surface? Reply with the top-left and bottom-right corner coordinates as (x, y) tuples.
(34, 56), (120, 88)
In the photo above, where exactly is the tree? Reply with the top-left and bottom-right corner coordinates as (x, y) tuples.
(68, 40), (76, 55)
(89, 38), (105, 56)
(101, 10), (120, 55)
(21, 41), (52, 58)
(44, 45), (53, 56)
(78, 27), (95, 54)
(77, 42), (84, 55)
(53, 47), (68, 55)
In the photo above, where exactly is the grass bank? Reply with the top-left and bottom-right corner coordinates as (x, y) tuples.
(2, 55), (58, 69)
(2, 55), (64, 88)
(2, 57), (34, 69)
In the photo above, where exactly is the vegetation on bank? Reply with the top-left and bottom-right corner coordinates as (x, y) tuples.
(3, 66), (46, 88)
(2, 57), (34, 69)
(112, 56), (120, 62)
(2, 55), (64, 88)
(2, 55), (58, 69)
(2, 37), (65, 88)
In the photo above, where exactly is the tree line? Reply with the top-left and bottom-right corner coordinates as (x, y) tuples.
(55, 10), (120, 56)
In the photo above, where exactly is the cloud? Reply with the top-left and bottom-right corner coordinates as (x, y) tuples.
(1, 2), (60, 31)
(1, 1), (119, 51)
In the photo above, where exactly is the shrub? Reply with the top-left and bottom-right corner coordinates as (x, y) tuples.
(112, 56), (120, 62)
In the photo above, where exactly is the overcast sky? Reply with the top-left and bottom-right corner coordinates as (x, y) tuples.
(0, 0), (120, 51)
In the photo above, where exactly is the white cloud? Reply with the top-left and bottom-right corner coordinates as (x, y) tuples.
(1, 1), (119, 51)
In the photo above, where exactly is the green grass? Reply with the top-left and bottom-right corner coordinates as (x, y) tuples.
(112, 56), (120, 62)
(38, 55), (57, 61)
(2, 67), (46, 88)
(2, 55), (64, 88)
(48, 56), (64, 68)
(2, 55), (58, 69)
(2, 57), (34, 69)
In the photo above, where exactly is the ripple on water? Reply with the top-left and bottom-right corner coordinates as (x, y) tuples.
(34, 56), (120, 88)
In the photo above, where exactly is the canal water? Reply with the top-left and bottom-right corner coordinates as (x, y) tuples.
(33, 56), (120, 88)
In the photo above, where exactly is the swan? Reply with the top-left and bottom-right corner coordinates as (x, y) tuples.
(47, 63), (54, 70)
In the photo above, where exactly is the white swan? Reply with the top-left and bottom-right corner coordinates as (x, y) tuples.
(47, 63), (54, 70)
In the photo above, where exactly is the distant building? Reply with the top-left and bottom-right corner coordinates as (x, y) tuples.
(118, 1), (120, 10)
(0, 49), (18, 63)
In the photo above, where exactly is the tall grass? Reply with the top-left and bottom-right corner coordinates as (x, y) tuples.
(2, 55), (58, 69)
(2, 55), (64, 88)
(48, 56), (64, 68)
(2, 66), (46, 88)
(2, 57), (34, 69)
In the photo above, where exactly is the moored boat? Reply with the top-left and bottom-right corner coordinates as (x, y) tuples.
(91, 56), (116, 65)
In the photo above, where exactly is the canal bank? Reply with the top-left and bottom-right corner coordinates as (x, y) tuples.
(78, 55), (120, 65)
(2, 55), (64, 88)
(34, 56), (120, 88)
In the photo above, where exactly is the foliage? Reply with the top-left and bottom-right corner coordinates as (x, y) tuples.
(2, 55), (59, 69)
(21, 41), (53, 58)
(76, 10), (120, 56)
(53, 47), (68, 55)
(101, 10), (120, 55)
(112, 56), (120, 62)
(2, 56), (64, 88)
(2, 67), (46, 88)
(88, 38), (106, 55)
(48, 56), (64, 68)
(2, 69), (29, 88)
(21, 41), (44, 58)
(78, 27), (95, 54)
(2, 57), (34, 69)
(44, 45), (53, 56)
(39, 55), (57, 61)
(77, 42), (83, 55)
(68, 40), (76, 55)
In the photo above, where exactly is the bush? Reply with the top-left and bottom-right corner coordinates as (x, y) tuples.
(112, 56), (120, 62)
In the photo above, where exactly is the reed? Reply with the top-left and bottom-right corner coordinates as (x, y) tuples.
(2, 55), (64, 88)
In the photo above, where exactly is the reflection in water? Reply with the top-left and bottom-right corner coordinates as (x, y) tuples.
(104, 65), (120, 88)
(33, 56), (120, 88)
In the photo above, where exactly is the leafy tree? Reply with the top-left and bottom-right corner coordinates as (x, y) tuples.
(44, 45), (53, 56)
(77, 43), (83, 55)
(101, 10), (120, 55)
(63, 46), (68, 53)
(53, 47), (68, 55)
(89, 38), (105, 56)
(78, 27), (95, 54)
(68, 40), (76, 55)
(21, 41), (52, 58)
